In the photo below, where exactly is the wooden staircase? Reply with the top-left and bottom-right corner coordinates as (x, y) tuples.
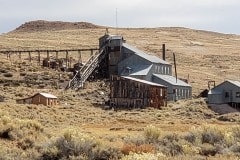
(65, 47), (106, 90)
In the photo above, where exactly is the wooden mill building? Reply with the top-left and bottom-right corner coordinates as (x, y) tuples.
(99, 34), (192, 102)
(67, 34), (192, 108)
(110, 76), (167, 109)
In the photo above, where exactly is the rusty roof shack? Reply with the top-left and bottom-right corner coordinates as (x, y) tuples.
(110, 76), (167, 109)
(16, 93), (58, 106)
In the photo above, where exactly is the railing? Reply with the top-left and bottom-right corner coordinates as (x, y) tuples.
(65, 47), (106, 90)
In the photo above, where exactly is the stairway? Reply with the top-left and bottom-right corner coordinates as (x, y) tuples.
(65, 47), (106, 90)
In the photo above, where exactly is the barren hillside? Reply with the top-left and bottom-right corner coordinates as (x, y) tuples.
(1, 21), (240, 95)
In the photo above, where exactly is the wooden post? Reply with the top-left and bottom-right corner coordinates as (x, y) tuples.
(38, 51), (41, 65)
(55, 51), (59, 70)
(28, 51), (31, 62)
(78, 50), (82, 63)
(6, 52), (9, 59)
(66, 50), (69, 69)
(173, 52), (177, 83)
(19, 51), (21, 59)
(56, 51), (58, 59)
(162, 44), (166, 60)
(69, 57), (72, 68)
(47, 50), (49, 59)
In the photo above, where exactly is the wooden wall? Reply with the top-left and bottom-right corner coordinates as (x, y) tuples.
(110, 76), (167, 109)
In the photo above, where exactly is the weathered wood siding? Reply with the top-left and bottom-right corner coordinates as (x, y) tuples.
(110, 76), (167, 109)
(16, 94), (57, 106)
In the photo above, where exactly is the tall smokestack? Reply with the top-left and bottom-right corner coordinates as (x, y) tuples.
(173, 52), (177, 83)
(162, 44), (166, 60)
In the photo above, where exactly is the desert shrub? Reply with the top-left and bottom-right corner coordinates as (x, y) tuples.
(121, 152), (165, 160)
(231, 126), (240, 142)
(183, 132), (196, 144)
(123, 135), (146, 146)
(159, 133), (183, 156)
(199, 143), (219, 156)
(0, 115), (44, 142)
(200, 126), (224, 145)
(144, 125), (161, 143)
(0, 146), (24, 160)
(161, 133), (179, 146)
(3, 73), (13, 77)
(41, 128), (122, 160)
(0, 145), (40, 160)
(20, 72), (27, 76)
(0, 69), (7, 73)
(91, 146), (122, 160)
(230, 143), (240, 154)
(55, 128), (97, 157)
(121, 143), (155, 155)
(161, 141), (183, 156)
(17, 136), (35, 150)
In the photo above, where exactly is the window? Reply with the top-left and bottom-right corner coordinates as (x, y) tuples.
(236, 92), (240, 98)
(160, 88), (162, 96)
(158, 66), (161, 73)
(225, 92), (229, 98)
(155, 65), (158, 72)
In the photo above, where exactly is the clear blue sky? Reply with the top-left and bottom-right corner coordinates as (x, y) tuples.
(0, 0), (239, 34)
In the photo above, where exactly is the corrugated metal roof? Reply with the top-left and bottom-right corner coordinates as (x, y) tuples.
(39, 93), (57, 99)
(122, 76), (166, 87)
(153, 74), (191, 87)
(107, 35), (123, 40)
(121, 64), (152, 76)
(208, 90), (222, 95)
(227, 80), (240, 87)
(123, 43), (170, 64)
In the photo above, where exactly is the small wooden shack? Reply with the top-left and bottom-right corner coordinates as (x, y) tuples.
(16, 93), (58, 106)
(110, 76), (167, 109)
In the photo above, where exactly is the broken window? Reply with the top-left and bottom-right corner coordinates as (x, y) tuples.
(236, 92), (240, 98)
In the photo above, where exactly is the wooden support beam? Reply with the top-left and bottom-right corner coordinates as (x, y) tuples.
(78, 50), (82, 63)
(38, 51), (41, 65)
(19, 51), (21, 60)
(47, 50), (49, 59)
(56, 51), (58, 59)
(66, 50), (69, 69)
(69, 57), (72, 68)
(6, 52), (10, 59)
(28, 51), (31, 62)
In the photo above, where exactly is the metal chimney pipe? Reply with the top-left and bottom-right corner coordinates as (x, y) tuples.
(173, 52), (178, 83)
(162, 44), (166, 60)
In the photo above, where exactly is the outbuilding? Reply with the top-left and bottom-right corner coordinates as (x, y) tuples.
(16, 92), (58, 106)
(208, 80), (240, 107)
